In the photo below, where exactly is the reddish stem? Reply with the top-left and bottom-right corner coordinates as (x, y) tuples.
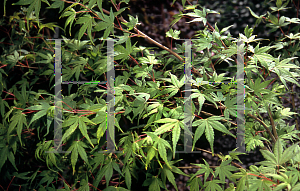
(6, 176), (15, 191)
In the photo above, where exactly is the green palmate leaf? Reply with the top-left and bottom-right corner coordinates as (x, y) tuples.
(96, 0), (103, 11)
(172, 123), (180, 159)
(7, 150), (17, 170)
(45, 148), (62, 171)
(192, 121), (205, 151)
(291, 183), (300, 191)
(96, 120), (107, 144)
(124, 166), (131, 190)
(191, 159), (214, 180)
(94, 161), (114, 188)
(194, 38), (212, 51)
(94, 7), (115, 38)
(142, 177), (165, 191)
(114, 38), (134, 62)
(77, 141), (89, 163)
(0, 146), (9, 171)
(122, 15), (140, 30)
(60, 8), (76, 36)
(231, 169), (249, 190)
(207, 116), (235, 137)
(67, 141), (89, 174)
(139, 55), (159, 65)
(191, 90), (205, 115)
(205, 124), (215, 153)
(38, 22), (60, 34)
(36, 170), (55, 188)
(276, 0), (282, 8)
(154, 118), (177, 135)
(48, 0), (65, 13)
(156, 138), (172, 169)
(187, 177), (201, 191)
(280, 143), (299, 164)
(273, 139), (283, 165)
(169, 11), (183, 27)
(91, 152), (104, 172)
(225, 183), (236, 191)
(153, 118), (181, 159)
(114, 7), (128, 17)
(145, 147), (156, 170)
(69, 145), (78, 174)
(248, 178), (274, 191)
(93, 165), (108, 187)
(112, 161), (123, 176)
(221, 25), (234, 35)
(245, 135), (267, 151)
(259, 140), (299, 168)
(165, 168), (178, 191)
(104, 162), (113, 188)
(61, 116), (79, 146)
(78, 117), (94, 148)
(260, 149), (277, 165)
(192, 116), (235, 153)
(167, 163), (188, 177)
(170, 73), (184, 89)
(215, 160), (238, 182)
(94, 21), (111, 32)
(26, 102), (51, 126)
(166, 28), (181, 39)
(75, 14), (95, 42)
(204, 180), (225, 191)
(7, 111), (27, 146)
(248, 78), (273, 98)
(78, 177), (89, 190)
(223, 96), (239, 119)
(13, 0), (48, 20)
(147, 132), (172, 169)
(280, 108), (298, 117)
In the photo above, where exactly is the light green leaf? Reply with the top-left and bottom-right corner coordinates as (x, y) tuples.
(172, 123), (180, 159)
(192, 121), (205, 151)
(165, 169), (178, 191)
(61, 118), (79, 145)
(205, 123), (215, 154)
(0, 146), (9, 171)
(166, 28), (181, 39)
(273, 140), (283, 165)
(76, 15), (94, 42)
(125, 166), (131, 190)
(78, 117), (94, 148)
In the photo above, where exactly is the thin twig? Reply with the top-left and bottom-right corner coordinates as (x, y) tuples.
(177, 144), (245, 169)
(101, 8), (203, 78)
(268, 106), (278, 140)
(247, 113), (276, 143)
(200, 110), (237, 126)
(178, 165), (219, 169)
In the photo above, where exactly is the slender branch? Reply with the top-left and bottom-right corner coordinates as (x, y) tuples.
(268, 106), (278, 140)
(247, 113), (276, 143)
(178, 144), (245, 169)
(101, 8), (203, 78)
(200, 110), (237, 126)
(178, 165), (219, 169)
(193, 145), (244, 168)
(206, 22), (227, 49)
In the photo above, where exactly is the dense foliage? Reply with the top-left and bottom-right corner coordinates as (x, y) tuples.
(1, 0), (300, 190)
